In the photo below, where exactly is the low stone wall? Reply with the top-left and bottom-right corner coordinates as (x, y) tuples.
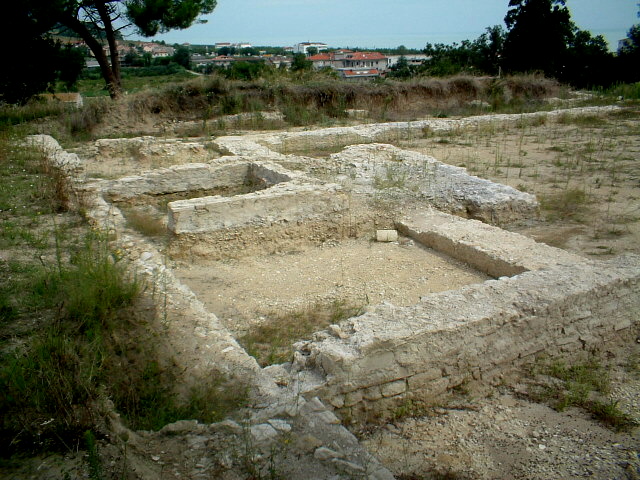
(168, 183), (347, 234)
(397, 210), (583, 277)
(331, 143), (539, 225)
(289, 208), (639, 419)
(103, 160), (251, 203)
(293, 255), (640, 419)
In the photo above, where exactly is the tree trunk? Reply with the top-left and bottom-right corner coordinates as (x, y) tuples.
(96, 1), (122, 97)
(62, 14), (122, 99)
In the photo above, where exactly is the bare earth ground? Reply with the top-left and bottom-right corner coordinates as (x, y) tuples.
(396, 109), (640, 258)
(173, 238), (489, 337)
(63, 105), (640, 479)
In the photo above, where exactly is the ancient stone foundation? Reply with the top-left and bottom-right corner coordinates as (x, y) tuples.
(291, 210), (640, 419)
(29, 105), (639, 477)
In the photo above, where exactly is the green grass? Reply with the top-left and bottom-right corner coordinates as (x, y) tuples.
(239, 299), (364, 366)
(556, 113), (608, 127)
(529, 357), (637, 432)
(75, 69), (197, 97)
(0, 130), (248, 460)
(0, 100), (68, 128)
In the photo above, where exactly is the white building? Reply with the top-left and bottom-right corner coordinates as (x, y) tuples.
(293, 42), (328, 55)
(386, 54), (430, 69)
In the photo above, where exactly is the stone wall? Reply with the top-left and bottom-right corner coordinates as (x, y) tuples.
(290, 209), (639, 419)
(103, 160), (251, 203)
(293, 255), (640, 419)
(168, 183), (347, 234)
(397, 210), (583, 277)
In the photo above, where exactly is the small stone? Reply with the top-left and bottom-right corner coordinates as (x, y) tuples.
(250, 424), (279, 445)
(376, 229), (398, 242)
(295, 434), (323, 452)
(332, 458), (365, 474)
(267, 419), (292, 433)
(152, 455), (160, 462)
(303, 397), (327, 413)
(327, 324), (348, 339)
(314, 447), (343, 461)
(313, 410), (341, 425)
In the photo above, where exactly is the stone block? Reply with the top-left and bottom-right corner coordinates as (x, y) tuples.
(376, 229), (398, 242)
(381, 380), (406, 398)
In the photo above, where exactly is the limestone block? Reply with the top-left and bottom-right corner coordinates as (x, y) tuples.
(376, 229), (398, 242)
(313, 410), (341, 425)
(343, 390), (363, 407)
(267, 419), (292, 433)
(314, 447), (343, 461)
(363, 385), (383, 401)
(381, 380), (406, 398)
(407, 369), (444, 390)
(250, 424), (279, 445)
(168, 184), (346, 234)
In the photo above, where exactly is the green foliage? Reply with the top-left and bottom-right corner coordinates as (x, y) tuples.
(172, 46), (192, 70)
(604, 82), (640, 100)
(503, 0), (574, 77)
(291, 53), (313, 72)
(240, 300), (364, 366)
(84, 430), (103, 480)
(222, 61), (268, 81)
(0, 100), (68, 127)
(57, 46), (87, 92)
(501, 0), (617, 87)
(0, 131), (248, 458)
(617, 24), (640, 83)
(0, 3), (53, 103)
(0, 229), (141, 453)
(530, 357), (638, 431)
(0, 2), (85, 103)
(21, 0), (217, 98)
(563, 30), (614, 88)
(126, 0), (217, 37)
(387, 56), (413, 79)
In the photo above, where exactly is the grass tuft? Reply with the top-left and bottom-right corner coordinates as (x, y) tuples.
(539, 188), (590, 220)
(528, 357), (637, 431)
(240, 299), (364, 366)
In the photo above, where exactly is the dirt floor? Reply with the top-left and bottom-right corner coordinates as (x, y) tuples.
(173, 237), (490, 336)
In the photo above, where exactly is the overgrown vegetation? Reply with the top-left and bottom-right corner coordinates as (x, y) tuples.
(239, 299), (364, 366)
(0, 129), (247, 461)
(528, 356), (638, 431)
(81, 73), (562, 136)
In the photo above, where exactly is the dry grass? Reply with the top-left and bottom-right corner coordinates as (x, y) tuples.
(87, 74), (562, 136)
(239, 299), (364, 366)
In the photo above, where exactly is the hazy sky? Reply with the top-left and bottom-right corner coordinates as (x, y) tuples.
(136, 0), (639, 51)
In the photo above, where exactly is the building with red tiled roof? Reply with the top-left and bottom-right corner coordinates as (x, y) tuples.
(308, 53), (334, 68)
(308, 51), (387, 76)
(343, 52), (387, 70)
(339, 69), (382, 80)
